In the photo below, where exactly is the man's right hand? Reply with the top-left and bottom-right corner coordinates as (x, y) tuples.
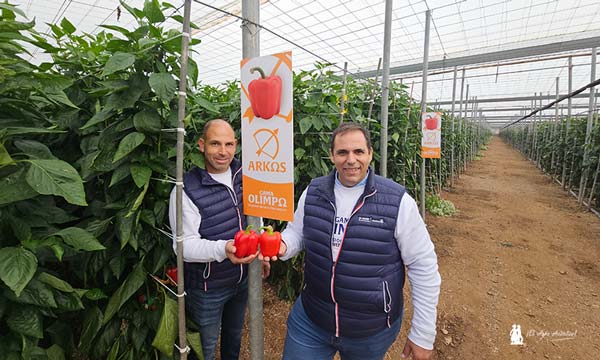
(258, 241), (287, 262)
(225, 241), (258, 264)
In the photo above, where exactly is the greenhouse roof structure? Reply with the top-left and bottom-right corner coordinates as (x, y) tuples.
(17, 0), (600, 128)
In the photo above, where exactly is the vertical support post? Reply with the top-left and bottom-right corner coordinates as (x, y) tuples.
(367, 58), (382, 121)
(241, 1), (264, 358)
(419, 9), (432, 218)
(551, 77), (559, 175)
(562, 56), (573, 189)
(457, 68), (465, 176)
(579, 47), (597, 203)
(175, 1), (192, 359)
(340, 61), (348, 123)
(450, 66), (457, 186)
(380, 0), (393, 178)
(463, 84), (469, 171)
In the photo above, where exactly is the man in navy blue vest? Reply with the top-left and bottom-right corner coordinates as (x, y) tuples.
(261, 122), (441, 360)
(169, 119), (262, 360)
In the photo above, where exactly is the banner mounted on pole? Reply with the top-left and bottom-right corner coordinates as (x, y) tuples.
(240, 51), (294, 221)
(421, 111), (442, 158)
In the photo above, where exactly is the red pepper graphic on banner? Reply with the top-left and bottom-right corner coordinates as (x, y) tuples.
(248, 66), (282, 120)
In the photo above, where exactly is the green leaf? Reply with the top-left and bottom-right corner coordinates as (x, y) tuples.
(196, 96), (219, 113)
(80, 109), (115, 130)
(133, 109), (161, 134)
(4, 127), (66, 136)
(130, 165), (151, 188)
(107, 338), (119, 360)
(116, 211), (135, 249)
(0, 168), (37, 205)
(299, 117), (312, 134)
(38, 272), (74, 293)
(152, 291), (178, 355)
(9, 215), (31, 241)
(52, 227), (105, 251)
(0, 3), (27, 18)
(295, 148), (306, 160)
(187, 332), (204, 360)
(78, 306), (103, 353)
(103, 261), (146, 324)
(14, 140), (56, 159)
(45, 90), (79, 109)
(127, 181), (149, 219)
(60, 18), (76, 34)
(46, 344), (65, 360)
(149, 73), (176, 102)
(0, 142), (14, 166)
(113, 132), (145, 163)
(54, 291), (84, 311)
(6, 306), (43, 338)
(25, 159), (87, 206)
(83, 288), (108, 301)
(99, 24), (131, 36)
(8, 278), (57, 308)
(101, 52), (136, 77)
(0, 247), (37, 296)
(143, 0), (165, 23)
(109, 164), (130, 187)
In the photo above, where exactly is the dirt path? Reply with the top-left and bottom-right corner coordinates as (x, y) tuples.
(239, 136), (600, 359)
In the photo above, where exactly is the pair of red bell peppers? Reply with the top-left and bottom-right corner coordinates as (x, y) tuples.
(248, 67), (282, 120)
(234, 225), (282, 258)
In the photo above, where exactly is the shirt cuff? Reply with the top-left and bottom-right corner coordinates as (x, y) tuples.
(408, 324), (436, 350)
(214, 240), (229, 262)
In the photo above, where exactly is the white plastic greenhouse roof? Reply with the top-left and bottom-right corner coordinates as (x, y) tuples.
(16, 0), (600, 127)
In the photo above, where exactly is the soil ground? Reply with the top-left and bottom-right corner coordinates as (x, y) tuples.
(236, 136), (600, 359)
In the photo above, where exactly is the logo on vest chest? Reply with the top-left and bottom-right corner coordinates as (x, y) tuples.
(357, 216), (385, 224)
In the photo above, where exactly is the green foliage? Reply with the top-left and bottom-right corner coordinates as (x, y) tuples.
(425, 195), (457, 217)
(501, 118), (600, 209)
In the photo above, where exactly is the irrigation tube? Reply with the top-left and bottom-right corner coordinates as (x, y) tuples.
(175, 0), (192, 359)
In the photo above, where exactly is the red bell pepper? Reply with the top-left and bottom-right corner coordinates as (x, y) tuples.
(248, 66), (281, 120)
(234, 225), (259, 258)
(259, 225), (282, 258)
(425, 115), (438, 130)
(166, 267), (178, 284)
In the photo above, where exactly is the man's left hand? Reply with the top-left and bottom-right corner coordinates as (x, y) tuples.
(225, 241), (257, 264)
(401, 339), (433, 360)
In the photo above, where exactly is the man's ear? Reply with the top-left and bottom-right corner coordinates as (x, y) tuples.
(198, 138), (205, 153)
(329, 150), (334, 163)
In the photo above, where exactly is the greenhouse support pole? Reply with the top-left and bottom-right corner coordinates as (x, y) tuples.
(340, 61), (348, 123)
(551, 77), (559, 175)
(419, 9), (432, 218)
(242, 1), (264, 359)
(380, 0), (393, 178)
(175, 1), (192, 359)
(367, 58), (382, 122)
(562, 57), (573, 189)
(463, 84), (469, 172)
(450, 66), (457, 186)
(587, 156), (600, 209)
(457, 68), (465, 175)
(579, 47), (597, 203)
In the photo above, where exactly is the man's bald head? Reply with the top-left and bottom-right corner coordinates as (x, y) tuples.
(201, 119), (234, 140)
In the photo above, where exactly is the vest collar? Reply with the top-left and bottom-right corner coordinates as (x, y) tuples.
(197, 158), (242, 186)
(315, 166), (376, 202)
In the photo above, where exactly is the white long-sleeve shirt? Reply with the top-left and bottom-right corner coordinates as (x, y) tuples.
(168, 169), (234, 263)
(281, 181), (441, 350)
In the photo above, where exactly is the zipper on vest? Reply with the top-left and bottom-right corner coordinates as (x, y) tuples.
(229, 168), (244, 284)
(383, 280), (392, 328)
(329, 189), (377, 337)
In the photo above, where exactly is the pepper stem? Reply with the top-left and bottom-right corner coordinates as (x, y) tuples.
(250, 67), (266, 79)
(260, 225), (274, 234)
(244, 225), (254, 234)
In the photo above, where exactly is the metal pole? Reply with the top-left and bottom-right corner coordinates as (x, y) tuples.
(579, 47), (597, 203)
(562, 56), (573, 189)
(368, 58), (382, 121)
(450, 66), (457, 186)
(463, 84), (469, 171)
(551, 77), (559, 175)
(175, 1), (192, 359)
(380, 0), (393, 178)
(340, 61), (348, 123)
(241, 1), (264, 358)
(458, 68), (465, 175)
(419, 9), (431, 218)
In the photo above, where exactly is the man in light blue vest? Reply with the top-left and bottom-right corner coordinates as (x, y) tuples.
(169, 119), (262, 360)
(261, 122), (441, 360)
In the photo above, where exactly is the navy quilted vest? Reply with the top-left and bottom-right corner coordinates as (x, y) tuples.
(301, 169), (406, 338)
(182, 159), (247, 290)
